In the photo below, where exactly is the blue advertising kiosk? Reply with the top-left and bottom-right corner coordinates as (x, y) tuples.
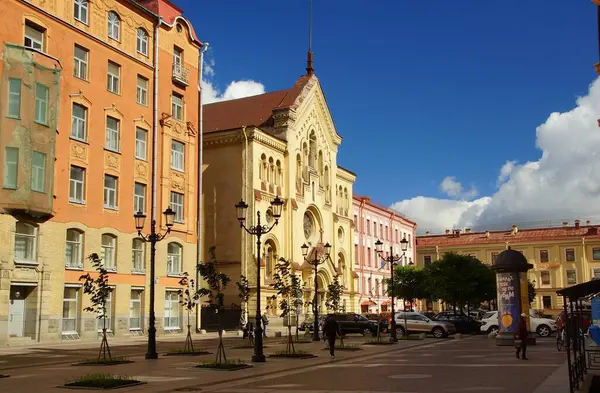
(493, 247), (534, 346)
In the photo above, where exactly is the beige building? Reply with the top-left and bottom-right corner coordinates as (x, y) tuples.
(202, 70), (358, 322)
(415, 221), (600, 315)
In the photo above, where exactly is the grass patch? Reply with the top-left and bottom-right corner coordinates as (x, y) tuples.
(74, 356), (133, 366)
(195, 359), (252, 371)
(64, 373), (142, 389)
(322, 344), (362, 351)
(165, 348), (211, 356)
(269, 350), (316, 359)
(364, 340), (397, 346)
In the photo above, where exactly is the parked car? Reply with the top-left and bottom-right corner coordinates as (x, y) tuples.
(479, 311), (557, 337)
(300, 316), (326, 332)
(328, 313), (378, 336)
(363, 313), (390, 333)
(394, 311), (456, 338)
(432, 311), (482, 334)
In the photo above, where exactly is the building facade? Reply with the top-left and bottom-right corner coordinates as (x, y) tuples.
(202, 72), (358, 323)
(415, 221), (600, 315)
(0, 0), (202, 345)
(353, 196), (417, 314)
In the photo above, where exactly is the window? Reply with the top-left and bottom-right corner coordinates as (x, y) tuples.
(135, 128), (147, 160)
(367, 247), (371, 267)
(539, 249), (549, 263)
(566, 248), (576, 262)
(106, 62), (120, 94)
(171, 93), (183, 121)
(167, 243), (182, 275)
(594, 269), (600, 279)
(31, 151), (46, 192)
(62, 287), (79, 334)
(105, 116), (119, 151)
(103, 175), (118, 209)
(424, 255), (432, 267)
(73, 45), (88, 80)
(593, 248), (600, 261)
(7, 78), (21, 118)
(136, 76), (148, 105)
(69, 166), (85, 203)
(100, 234), (116, 270)
(354, 244), (359, 265)
(14, 222), (37, 261)
(540, 271), (550, 286)
(164, 291), (180, 330)
(567, 270), (577, 285)
(34, 84), (49, 125)
(97, 289), (113, 331)
(173, 47), (182, 69)
(366, 220), (370, 235)
(373, 222), (377, 237)
(24, 22), (44, 51)
(171, 140), (184, 171)
(65, 229), (83, 268)
(542, 296), (552, 309)
(3, 147), (18, 189)
(130, 290), (143, 330)
(71, 103), (87, 141)
(73, 0), (89, 24)
(170, 192), (184, 223)
(107, 11), (120, 41)
(491, 252), (499, 264)
(132, 239), (144, 272)
(136, 28), (148, 56)
(134, 183), (146, 214)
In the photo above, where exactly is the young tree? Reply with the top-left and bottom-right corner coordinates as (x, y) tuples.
(179, 272), (200, 352)
(269, 258), (303, 354)
(386, 266), (427, 337)
(197, 246), (231, 363)
(79, 253), (113, 362)
(236, 275), (252, 345)
(528, 280), (536, 305)
(325, 275), (345, 346)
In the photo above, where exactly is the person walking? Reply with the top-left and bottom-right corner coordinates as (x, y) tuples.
(261, 311), (269, 338)
(323, 316), (340, 359)
(515, 312), (529, 360)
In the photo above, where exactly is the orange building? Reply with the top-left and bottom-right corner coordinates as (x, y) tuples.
(0, 0), (202, 346)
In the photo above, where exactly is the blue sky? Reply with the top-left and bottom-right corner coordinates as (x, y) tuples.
(176, 0), (600, 232)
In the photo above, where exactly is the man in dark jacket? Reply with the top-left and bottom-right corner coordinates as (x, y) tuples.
(514, 313), (529, 360)
(323, 316), (340, 359)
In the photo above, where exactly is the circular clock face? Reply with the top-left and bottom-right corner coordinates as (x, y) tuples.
(304, 212), (313, 240)
(266, 209), (273, 223)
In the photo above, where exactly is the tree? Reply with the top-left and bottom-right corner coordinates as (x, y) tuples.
(325, 275), (346, 345)
(179, 272), (200, 353)
(269, 258), (303, 354)
(466, 260), (497, 310)
(386, 266), (428, 309)
(79, 253), (112, 362)
(236, 275), (252, 345)
(197, 246), (231, 364)
(528, 280), (536, 305)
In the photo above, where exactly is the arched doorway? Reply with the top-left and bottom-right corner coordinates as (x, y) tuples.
(317, 274), (327, 314)
(263, 239), (277, 278)
(337, 252), (346, 288)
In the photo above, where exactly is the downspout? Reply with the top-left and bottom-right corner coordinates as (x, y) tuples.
(151, 17), (161, 298)
(196, 43), (209, 332)
(358, 199), (365, 308)
(242, 126), (249, 322)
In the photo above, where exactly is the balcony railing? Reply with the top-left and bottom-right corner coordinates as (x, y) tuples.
(172, 63), (189, 86)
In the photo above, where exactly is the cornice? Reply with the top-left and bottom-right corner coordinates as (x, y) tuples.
(202, 127), (287, 153)
(336, 168), (356, 183)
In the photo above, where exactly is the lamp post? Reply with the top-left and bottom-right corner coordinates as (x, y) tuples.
(235, 196), (284, 363)
(134, 207), (176, 359)
(301, 242), (332, 341)
(375, 238), (409, 342)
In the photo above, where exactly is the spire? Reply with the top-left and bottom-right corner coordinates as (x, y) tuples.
(306, 0), (314, 75)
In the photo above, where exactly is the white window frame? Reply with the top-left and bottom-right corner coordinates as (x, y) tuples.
(136, 76), (148, 106)
(170, 140), (184, 171)
(103, 174), (118, 209)
(31, 151), (46, 192)
(3, 147), (18, 189)
(164, 290), (180, 330)
(135, 127), (147, 160)
(65, 229), (83, 269)
(24, 23), (44, 51)
(97, 288), (114, 331)
(105, 116), (120, 152)
(69, 165), (85, 204)
(62, 287), (79, 334)
(71, 103), (87, 141)
(540, 270), (551, 287)
(171, 93), (183, 121)
(73, 45), (89, 80)
(73, 0), (89, 24)
(107, 61), (120, 94)
(593, 268), (600, 279)
(566, 248), (576, 262)
(132, 239), (145, 273)
(170, 191), (184, 223)
(541, 295), (552, 309)
(35, 83), (49, 125)
(566, 269), (577, 285)
(7, 77), (21, 118)
(100, 234), (117, 271)
(14, 222), (37, 262)
(134, 182), (146, 214)
(129, 289), (143, 330)
(167, 242), (182, 275)
(136, 28), (148, 56)
(107, 11), (121, 41)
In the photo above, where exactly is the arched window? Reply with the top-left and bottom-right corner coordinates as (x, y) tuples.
(167, 242), (182, 275)
(302, 143), (308, 180)
(318, 151), (323, 176)
(65, 229), (84, 268)
(309, 131), (317, 168)
(136, 28), (148, 56)
(296, 154), (302, 190)
(324, 166), (330, 201)
(74, 0), (89, 24)
(132, 238), (145, 272)
(107, 11), (121, 41)
(276, 160), (282, 187)
(101, 234), (117, 270)
(15, 222), (37, 261)
(344, 187), (349, 216)
(264, 240), (277, 277)
(259, 154), (266, 180)
(268, 157), (274, 184)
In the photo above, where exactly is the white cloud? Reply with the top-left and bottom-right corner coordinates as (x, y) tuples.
(200, 55), (266, 104)
(391, 78), (600, 234)
(440, 176), (478, 199)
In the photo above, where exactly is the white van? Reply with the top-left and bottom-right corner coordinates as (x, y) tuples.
(479, 310), (557, 337)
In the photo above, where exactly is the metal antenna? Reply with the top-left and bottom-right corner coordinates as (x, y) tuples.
(306, 0), (314, 75)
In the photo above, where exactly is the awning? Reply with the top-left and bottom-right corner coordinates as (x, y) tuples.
(382, 301), (392, 305)
(361, 301), (376, 306)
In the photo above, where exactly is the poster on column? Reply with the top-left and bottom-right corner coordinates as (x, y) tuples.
(497, 272), (521, 334)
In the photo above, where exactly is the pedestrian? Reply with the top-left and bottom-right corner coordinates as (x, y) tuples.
(262, 311), (269, 338)
(240, 312), (247, 338)
(514, 312), (529, 360)
(323, 315), (340, 359)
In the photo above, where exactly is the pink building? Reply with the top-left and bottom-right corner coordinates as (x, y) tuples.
(353, 196), (417, 314)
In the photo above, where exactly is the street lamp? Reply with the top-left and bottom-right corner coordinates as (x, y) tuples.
(302, 241), (332, 341)
(375, 237), (409, 342)
(235, 196), (284, 363)
(133, 207), (176, 359)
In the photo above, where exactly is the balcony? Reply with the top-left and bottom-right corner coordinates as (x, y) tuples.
(172, 63), (189, 86)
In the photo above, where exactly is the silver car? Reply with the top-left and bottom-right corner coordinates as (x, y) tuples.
(394, 311), (456, 338)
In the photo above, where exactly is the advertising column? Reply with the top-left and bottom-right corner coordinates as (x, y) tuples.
(496, 272), (521, 336)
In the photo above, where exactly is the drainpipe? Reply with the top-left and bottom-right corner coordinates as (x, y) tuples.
(358, 198), (366, 310)
(196, 43), (209, 332)
(242, 126), (249, 322)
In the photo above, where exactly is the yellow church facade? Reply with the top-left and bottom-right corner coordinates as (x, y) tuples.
(202, 73), (358, 323)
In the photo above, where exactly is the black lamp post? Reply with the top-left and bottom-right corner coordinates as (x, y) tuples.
(235, 196), (284, 363)
(301, 242), (332, 341)
(134, 207), (176, 359)
(375, 237), (409, 342)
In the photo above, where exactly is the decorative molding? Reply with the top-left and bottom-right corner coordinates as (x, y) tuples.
(69, 90), (93, 106)
(171, 172), (185, 191)
(103, 103), (125, 118)
(135, 161), (148, 179)
(104, 151), (120, 172)
(186, 121), (197, 136)
(70, 142), (88, 163)
(173, 120), (185, 135)
(133, 116), (151, 129)
(336, 168), (356, 183)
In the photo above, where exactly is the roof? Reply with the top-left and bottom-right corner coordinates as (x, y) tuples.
(134, 0), (202, 45)
(353, 195), (417, 226)
(557, 279), (600, 299)
(416, 225), (600, 248)
(337, 165), (356, 177)
(203, 75), (315, 134)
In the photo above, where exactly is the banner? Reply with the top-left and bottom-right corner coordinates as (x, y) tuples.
(496, 272), (522, 334)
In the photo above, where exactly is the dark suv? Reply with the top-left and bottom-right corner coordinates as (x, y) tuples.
(327, 313), (378, 336)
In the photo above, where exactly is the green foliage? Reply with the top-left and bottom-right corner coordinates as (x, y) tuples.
(325, 275), (344, 313)
(385, 266), (428, 307)
(79, 254), (111, 319)
(528, 280), (536, 304)
(179, 272), (199, 312)
(197, 247), (231, 312)
(196, 359), (248, 369)
(66, 374), (138, 388)
(269, 258), (303, 321)
(236, 275), (250, 306)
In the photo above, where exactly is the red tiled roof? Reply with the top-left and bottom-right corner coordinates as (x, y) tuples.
(416, 225), (600, 247)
